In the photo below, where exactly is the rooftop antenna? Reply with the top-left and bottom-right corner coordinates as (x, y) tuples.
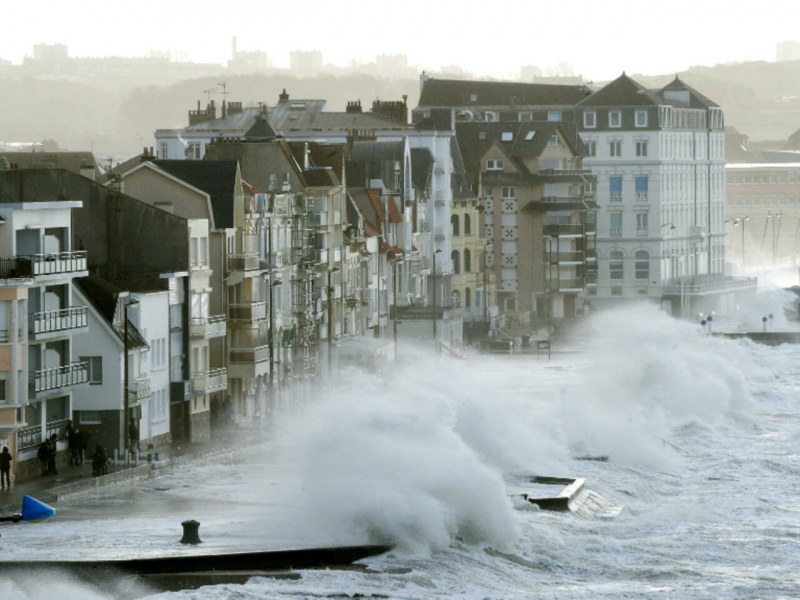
(203, 88), (216, 102)
(217, 81), (229, 100)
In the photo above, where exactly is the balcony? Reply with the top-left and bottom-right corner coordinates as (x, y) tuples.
(227, 252), (260, 272)
(544, 224), (586, 238)
(32, 306), (88, 338)
(310, 211), (327, 227)
(546, 250), (585, 264)
(545, 277), (585, 292)
(228, 301), (266, 322)
(30, 251), (88, 277)
(127, 375), (151, 407)
(191, 367), (228, 395)
(228, 345), (270, 379)
(191, 315), (227, 339)
(30, 361), (89, 397)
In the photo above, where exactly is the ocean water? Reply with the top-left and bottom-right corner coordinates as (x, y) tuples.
(3, 303), (800, 599)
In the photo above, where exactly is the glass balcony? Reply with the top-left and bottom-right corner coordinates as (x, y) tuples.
(191, 368), (228, 395)
(190, 315), (227, 339)
(228, 301), (266, 322)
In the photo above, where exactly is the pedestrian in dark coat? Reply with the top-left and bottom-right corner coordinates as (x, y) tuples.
(0, 446), (12, 488)
(37, 440), (50, 476)
(46, 434), (58, 475)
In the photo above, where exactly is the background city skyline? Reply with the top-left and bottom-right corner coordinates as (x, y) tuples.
(5, 0), (800, 82)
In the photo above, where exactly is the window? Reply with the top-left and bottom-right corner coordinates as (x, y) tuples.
(464, 249), (472, 273)
(610, 213), (622, 237)
(186, 142), (202, 160)
(484, 111), (499, 122)
(585, 140), (596, 157)
(609, 250), (624, 280)
(486, 159), (504, 171)
(635, 250), (650, 280)
(636, 140), (648, 157)
(635, 176), (648, 200)
(501, 131), (513, 141)
(82, 356), (102, 384)
(610, 140), (622, 157)
(465, 287), (472, 308)
(583, 111), (597, 128)
(464, 214), (471, 235)
(159, 142), (168, 159)
(469, 93), (478, 102)
(548, 134), (562, 146)
(452, 250), (461, 274)
(635, 110), (648, 127)
(636, 212), (649, 236)
(609, 111), (622, 128)
(524, 131), (535, 141)
(0, 373), (5, 403)
(609, 176), (622, 201)
(452, 291), (461, 307)
(478, 132), (487, 140)
(451, 214), (460, 236)
(548, 111), (562, 122)
(501, 186), (516, 199)
(518, 111), (533, 121)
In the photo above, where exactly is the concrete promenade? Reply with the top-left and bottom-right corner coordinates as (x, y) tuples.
(0, 428), (254, 519)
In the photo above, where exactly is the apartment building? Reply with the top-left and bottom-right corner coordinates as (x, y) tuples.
(0, 170), (90, 481)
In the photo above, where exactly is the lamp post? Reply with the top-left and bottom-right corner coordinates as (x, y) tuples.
(327, 265), (340, 374)
(390, 253), (400, 346)
(432, 249), (441, 353)
(268, 277), (282, 399)
(123, 297), (139, 459)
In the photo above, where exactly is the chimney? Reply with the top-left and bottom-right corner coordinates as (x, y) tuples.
(346, 100), (362, 114)
(279, 88), (289, 103)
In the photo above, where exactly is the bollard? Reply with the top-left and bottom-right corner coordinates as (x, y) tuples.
(180, 519), (202, 544)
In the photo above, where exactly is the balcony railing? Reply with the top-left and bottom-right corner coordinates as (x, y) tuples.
(228, 301), (266, 322)
(127, 375), (151, 406)
(191, 367), (228, 395)
(33, 306), (88, 336)
(30, 251), (88, 276)
(191, 315), (227, 339)
(227, 252), (260, 271)
(546, 277), (585, 292)
(610, 228), (622, 237)
(546, 250), (585, 263)
(17, 418), (71, 450)
(609, 192), (622, 202)
(31, 361), (89, 395)
(229, 345), (269, 364)
(544, 224), (586, 237)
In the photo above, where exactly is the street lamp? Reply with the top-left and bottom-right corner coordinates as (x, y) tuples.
(327, 265), (340, 374)
(268, 277), (282, 395)
(432, 249), (441, 353)
(123, 297), (140, 460)
(389, 252), (401, 346)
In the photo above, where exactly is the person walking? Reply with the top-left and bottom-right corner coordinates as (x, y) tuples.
(0, 446), (12, 489)
(37, 439), (50, 476)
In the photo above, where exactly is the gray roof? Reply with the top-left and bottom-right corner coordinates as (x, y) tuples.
(577, 73), (664, 107)
(417, 77), (593, 108)
(154, 160), (239, 229)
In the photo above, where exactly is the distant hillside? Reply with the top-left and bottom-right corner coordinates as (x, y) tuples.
(1, 60), (799, 163)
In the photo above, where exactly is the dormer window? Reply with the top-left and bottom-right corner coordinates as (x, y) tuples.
(635, 110), (648, 127)
(486, 159), (504, 171)
(583, 111), (597, 128)
(548, 111), (562, 122)
(548, 134), (561, 146)
(609, 110), (622, 128)
(484, 111), (499, 122)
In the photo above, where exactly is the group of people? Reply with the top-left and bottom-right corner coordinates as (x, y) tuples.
(66, 421), (90, 466)
(37, 434), (59, 476)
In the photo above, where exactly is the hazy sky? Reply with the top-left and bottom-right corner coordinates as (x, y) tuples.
(5, 0), (800, 81)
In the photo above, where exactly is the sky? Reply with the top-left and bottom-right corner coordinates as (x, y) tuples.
(4, 0), (800, 81)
